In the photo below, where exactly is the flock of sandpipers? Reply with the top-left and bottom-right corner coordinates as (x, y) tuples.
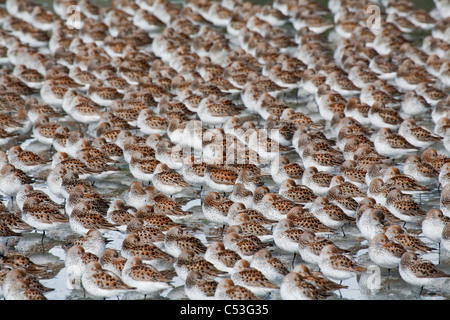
(0, 0), (450, 300)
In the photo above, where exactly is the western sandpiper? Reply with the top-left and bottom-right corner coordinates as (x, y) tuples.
(385, 224), (434, 254)
(230, 259), (279, 297)
(81, 261), (135, 299)
(318, 244), (366, 282)
(214, 278), (261, 300)
(374, 127), (419, 159)
(151, 163), (192, 196)
(122, 256), (173, 297)
(399, 252), (450, 294)
(368, 233), (406, 271)
(422, 209), (450, 244)
(174, 249), (227, 282)
(184, 270), (218, 300)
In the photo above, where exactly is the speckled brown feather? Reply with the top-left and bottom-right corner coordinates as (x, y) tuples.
(208, 167), (238, 185)
(329, 254), (366, 272)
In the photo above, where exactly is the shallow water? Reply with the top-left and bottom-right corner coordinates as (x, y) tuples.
(1, 0), (450, 301)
